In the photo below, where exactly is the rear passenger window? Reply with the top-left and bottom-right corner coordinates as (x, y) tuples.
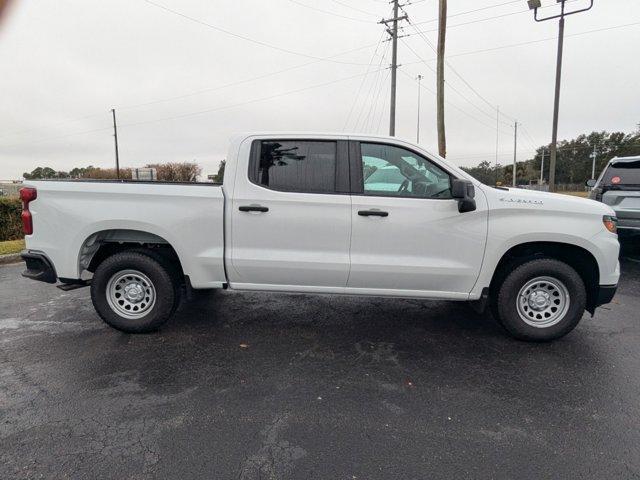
(250, 140), (337, 193)
(603, 159), (640, 185)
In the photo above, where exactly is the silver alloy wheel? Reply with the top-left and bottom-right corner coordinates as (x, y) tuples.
(516, 276), (570, 328)
(106, 269), (156, 319)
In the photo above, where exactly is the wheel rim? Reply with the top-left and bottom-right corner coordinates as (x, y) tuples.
(106, 269), (156, 319)
(516, 276), (570, 328)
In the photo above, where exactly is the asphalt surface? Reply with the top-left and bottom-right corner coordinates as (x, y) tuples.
(1, 242), (640, 480)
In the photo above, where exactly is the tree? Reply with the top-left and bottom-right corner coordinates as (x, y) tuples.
(460, 160), (502, 185)
(463, 129), (640, 186)
(212, 160), (226, 183)
(144, 162), (202, 182)
(23, 167), (58, 179)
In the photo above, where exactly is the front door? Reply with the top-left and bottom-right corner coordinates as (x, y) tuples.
(228, 138), (352, 290)
(348, 141), (488, 298)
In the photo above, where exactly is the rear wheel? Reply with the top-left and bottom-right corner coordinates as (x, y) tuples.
(493, 258), (587, 342)
(91, 251), (178, 333)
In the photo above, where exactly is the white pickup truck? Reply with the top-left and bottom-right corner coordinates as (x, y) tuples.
(19, 133), (620, 341)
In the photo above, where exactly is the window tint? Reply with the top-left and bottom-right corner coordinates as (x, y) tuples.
(252, 141), (337, 193)
(361, 143), (452, 198)
(603, 159), (640, 185)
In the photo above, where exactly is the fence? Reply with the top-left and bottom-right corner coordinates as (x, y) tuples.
(0, 182), (22, 197)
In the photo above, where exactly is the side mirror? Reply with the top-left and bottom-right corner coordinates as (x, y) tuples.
(451, 179), (476, 213)
(586, 179), (597, 188)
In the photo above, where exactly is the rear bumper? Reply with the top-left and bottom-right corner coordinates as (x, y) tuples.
(595, 284), (617, 308)
(21, 251), (57, 284)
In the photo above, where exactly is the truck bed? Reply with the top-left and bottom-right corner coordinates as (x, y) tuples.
(23, 180), (226, 288)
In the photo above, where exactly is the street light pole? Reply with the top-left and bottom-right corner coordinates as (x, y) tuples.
(416, 74), (423, 143)
(512, 121), (518, 187)
(527, 0), (594, 192)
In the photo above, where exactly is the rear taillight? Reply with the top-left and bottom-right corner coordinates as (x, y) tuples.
(19, 187), (37, 235)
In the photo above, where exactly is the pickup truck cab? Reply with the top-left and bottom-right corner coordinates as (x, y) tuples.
(20, 133), (620, 341)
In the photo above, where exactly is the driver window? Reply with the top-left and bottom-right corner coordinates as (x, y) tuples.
(361, 143), (452, 199)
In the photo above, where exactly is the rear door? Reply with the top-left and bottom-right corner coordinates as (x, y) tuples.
(347, 141), (488, 298)
(228, 138), (352, 290)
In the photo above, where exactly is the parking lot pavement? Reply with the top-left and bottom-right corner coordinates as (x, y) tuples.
(1, 246), (639, 480)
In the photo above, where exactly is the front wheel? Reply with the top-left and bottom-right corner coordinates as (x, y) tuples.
(91, 251), (178, 333)
(493, 258), (587, 342)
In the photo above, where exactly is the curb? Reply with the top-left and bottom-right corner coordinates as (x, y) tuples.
(0, 253), (23, 265)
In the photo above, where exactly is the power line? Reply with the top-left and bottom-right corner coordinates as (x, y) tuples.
(371, 69), (392, 133)
(363, 66), (391, 132)
(329, 0), (384, 18)
(401, 9), (516, 126)
(411, 0), (577, 27)
(4, 69), (385, 148)
(1, 42), (379, 140)
(142, 0), (371, 64)
(353, 43), (391, 131)
(405, 20), (640, 58)
(398, 68), (512, 135)
(286, 0), (372, 23)
(343, 28), (389, 131)
(119, 42), (378, 112)
(0, 112), (108, 141)
(413, 0), (521, 26)
(117, 68), (383, 128)
(375, 73), (391, 134)
(2, 126), (114, 149)
(400, 37), (512, 127)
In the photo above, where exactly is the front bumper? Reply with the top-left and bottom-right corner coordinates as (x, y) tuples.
(595, 284), (617, 308)
(21, 251), (57, 284)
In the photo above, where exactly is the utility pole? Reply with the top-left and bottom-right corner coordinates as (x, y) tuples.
(591, 144), (597, 180)
(416, 74), (423, 143)
(436, 0), (447, 157)
(111, 108), (120, 179)
(380, 1), (406, 137)
(527, 0), (594, 192)
(540, 148), (546, 184)
(512, 121), (518, 187)
(548, 8), (564, 192)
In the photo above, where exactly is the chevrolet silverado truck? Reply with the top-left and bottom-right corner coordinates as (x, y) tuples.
(19, 133), (620, 341)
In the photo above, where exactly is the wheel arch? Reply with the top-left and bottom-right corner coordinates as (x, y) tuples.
(78, 228), (185, 281)
(488, 241), (600, 314)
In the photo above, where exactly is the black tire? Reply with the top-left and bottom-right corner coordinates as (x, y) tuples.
(126, 247), (183, 315)
(90, 251), (178, 333)
(493, 258), (587, 342)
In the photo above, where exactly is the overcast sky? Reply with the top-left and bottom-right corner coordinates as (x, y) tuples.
(0, 0), (638, 180)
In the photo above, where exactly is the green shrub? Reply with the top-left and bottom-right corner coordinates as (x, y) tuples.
(0, 197), (22, 242)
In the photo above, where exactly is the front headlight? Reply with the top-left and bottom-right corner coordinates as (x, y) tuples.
(603, 215), (618, 234)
